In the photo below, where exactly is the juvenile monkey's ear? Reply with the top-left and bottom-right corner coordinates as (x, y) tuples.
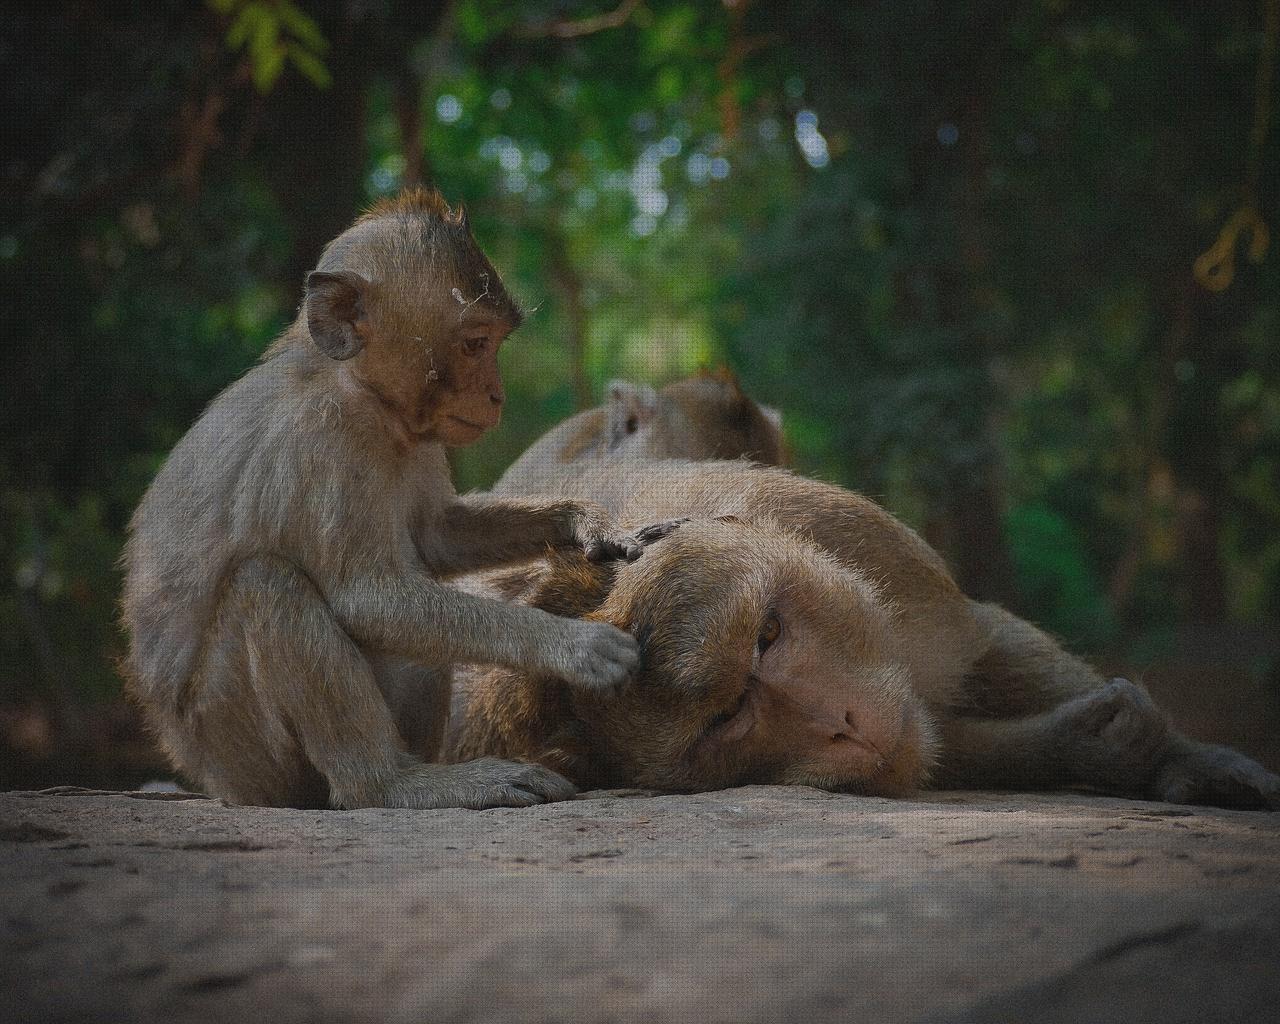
(305, 270), (370, 360)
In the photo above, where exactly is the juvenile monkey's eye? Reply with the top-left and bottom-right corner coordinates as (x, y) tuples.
(461, 334), (487, 356)
(757, 614), (781, 655)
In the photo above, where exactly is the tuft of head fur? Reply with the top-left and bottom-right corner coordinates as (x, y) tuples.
(357, 185), (465, 227)
(312, 186), (523, 330)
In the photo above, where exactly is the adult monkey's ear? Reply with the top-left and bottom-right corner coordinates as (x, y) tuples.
(305, 270), (370, 360)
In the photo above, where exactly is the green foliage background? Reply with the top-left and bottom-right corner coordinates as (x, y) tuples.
(2, 0), (1279, 780)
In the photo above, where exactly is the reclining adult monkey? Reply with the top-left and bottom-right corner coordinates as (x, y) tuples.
(495, 367), (786, 495)
(448, 460), (1280, 809)
(120, 188), (676, 811)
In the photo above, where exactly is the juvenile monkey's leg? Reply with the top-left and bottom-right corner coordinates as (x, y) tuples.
(368, 655), (451, 761)
(187, 556), (575, 809)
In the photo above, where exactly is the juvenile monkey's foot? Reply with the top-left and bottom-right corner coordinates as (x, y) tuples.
(553, 619), (640, 691)
(1153, 741), (1280, 811)
(383, 758), (577, 810)
(1051, 678), (1169, 788)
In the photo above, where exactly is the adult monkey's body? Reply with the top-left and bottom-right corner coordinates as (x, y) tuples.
(450, 460), (1279, 809)
(122, 189), (651, 810)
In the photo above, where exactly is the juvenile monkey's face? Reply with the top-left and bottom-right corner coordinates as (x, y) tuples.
(574, 521), (937, 795)
(356, 282), (515, 446)
(314, 210), (523, 446)
(427, 316), (515, 447)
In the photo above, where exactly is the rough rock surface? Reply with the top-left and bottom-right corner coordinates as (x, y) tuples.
(1, 786), (1277, 1024)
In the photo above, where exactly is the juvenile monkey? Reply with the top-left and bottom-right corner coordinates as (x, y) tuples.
(121, 188), (654, 810)
(495, 368), (785, 494)
(450, 461), (1279, 810)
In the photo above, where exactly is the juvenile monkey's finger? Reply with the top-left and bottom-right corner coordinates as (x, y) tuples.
(603, 628), (642, 666)
(583, 534), (625, 561)
(621, 535), (644, 561)
(580, 653), (632, 689)
(1108, 677), (1157, 712)
(570, 629), (639, 690)
(601, 651), (637, 681)
(585, 532), (643, 562)
(634, 518), (689, 545)
(565, 619), (638, 662)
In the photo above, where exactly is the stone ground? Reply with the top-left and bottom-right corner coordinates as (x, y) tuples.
(1, 786), (1277, 1024)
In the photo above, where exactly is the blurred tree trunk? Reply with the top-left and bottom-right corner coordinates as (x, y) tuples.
(545, 226), (593, 410)
(1168, 281), (1229, 624)
(1109, 277), (1229, 626)
(259, 12), (372, 289)
(941, 460), (1018, 606)
(260, 3), (453, 287)
(396, 66), (426, 189)
(1179, 493), (1227, 622)
(929, 32), (1018, 608)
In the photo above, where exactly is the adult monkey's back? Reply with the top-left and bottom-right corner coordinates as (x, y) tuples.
(121, 189), (651, 810)
(470, 459), (1280, 808)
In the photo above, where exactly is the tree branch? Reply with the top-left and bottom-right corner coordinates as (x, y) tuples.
(517, 0), (642, 40)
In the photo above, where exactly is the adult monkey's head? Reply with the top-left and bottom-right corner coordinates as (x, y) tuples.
(456, 517), (938, 796)
(303, 187), (524, 447)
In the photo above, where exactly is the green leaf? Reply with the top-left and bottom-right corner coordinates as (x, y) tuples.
(249, 6), (280, 63)
(252, 45), (286, 94)
(276, 1), (329, 54)
(225, 5), (260, 50)
(287, 44), (332, 90)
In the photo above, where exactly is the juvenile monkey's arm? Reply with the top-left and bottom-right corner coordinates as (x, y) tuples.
(421, 495), (641, 577)
(330, 570), (637, 690)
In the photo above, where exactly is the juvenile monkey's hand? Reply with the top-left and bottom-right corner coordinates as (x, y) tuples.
(565, 502), (645, 562)
(548, 618), (640, 691)
(634, 517), (689, 545)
